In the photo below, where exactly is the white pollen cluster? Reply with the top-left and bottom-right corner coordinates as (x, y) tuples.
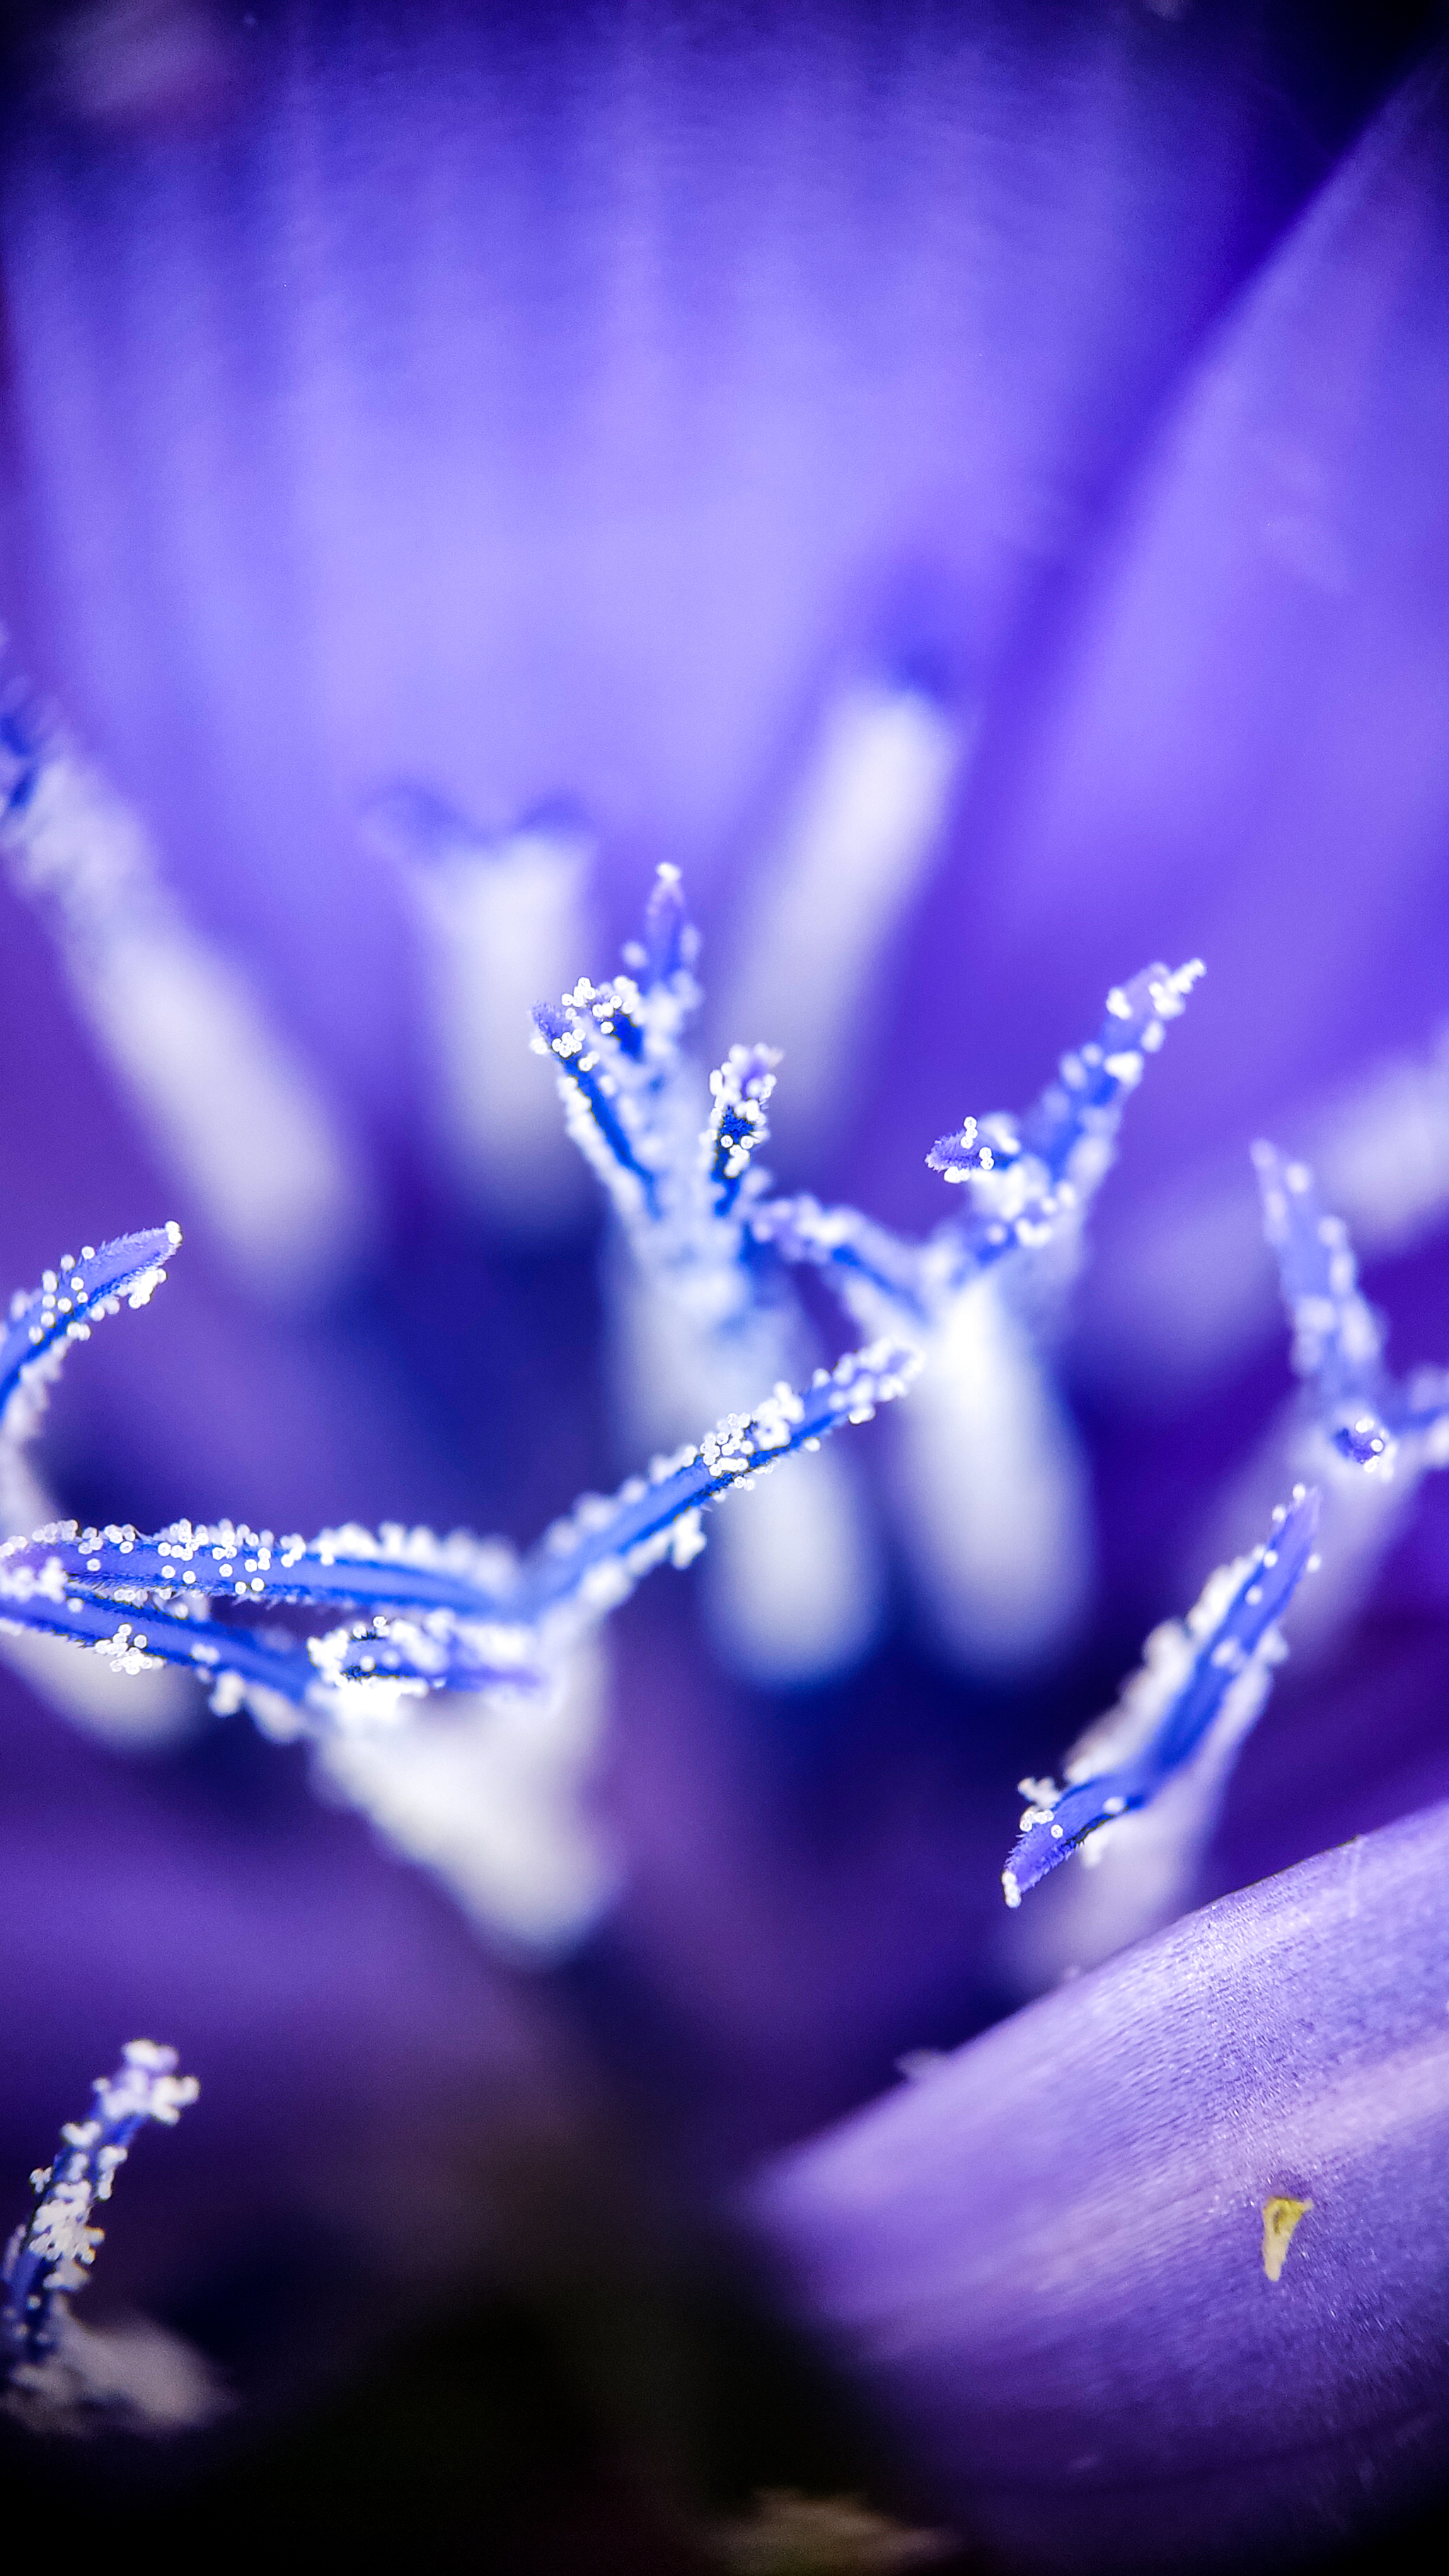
(3, 2041), (209, 2434)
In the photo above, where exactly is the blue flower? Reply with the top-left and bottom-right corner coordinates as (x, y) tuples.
(1, 6), (1448, 2567)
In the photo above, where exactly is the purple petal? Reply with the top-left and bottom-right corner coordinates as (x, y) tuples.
(750, 1799), (1449, 2570)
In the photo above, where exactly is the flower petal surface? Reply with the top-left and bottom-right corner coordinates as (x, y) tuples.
(751, 1800), (1449, 2572)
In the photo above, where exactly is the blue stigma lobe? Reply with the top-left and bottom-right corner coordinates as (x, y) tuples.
(1003, 1487), (1320, 1907)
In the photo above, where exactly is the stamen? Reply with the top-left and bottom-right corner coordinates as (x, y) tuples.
(1003, 1488), (1320, 1906)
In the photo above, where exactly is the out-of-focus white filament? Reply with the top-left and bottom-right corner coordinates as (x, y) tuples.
(608, 1256), (886, 1686)
(718, 680), (964, 1151)
(366, 787), (595, 1236)
(1315, 1027), (1449, 1250)
(4, 2309), (225, 2437)
(2, 737), (374, 1305)
(700, 1432), (884, 1687)
(312, 1637), (618, 1960)
(892, 1276), (1092, 1678)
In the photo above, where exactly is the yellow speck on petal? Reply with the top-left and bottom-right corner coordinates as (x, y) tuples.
(1262, 2195), (1313, 2282)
